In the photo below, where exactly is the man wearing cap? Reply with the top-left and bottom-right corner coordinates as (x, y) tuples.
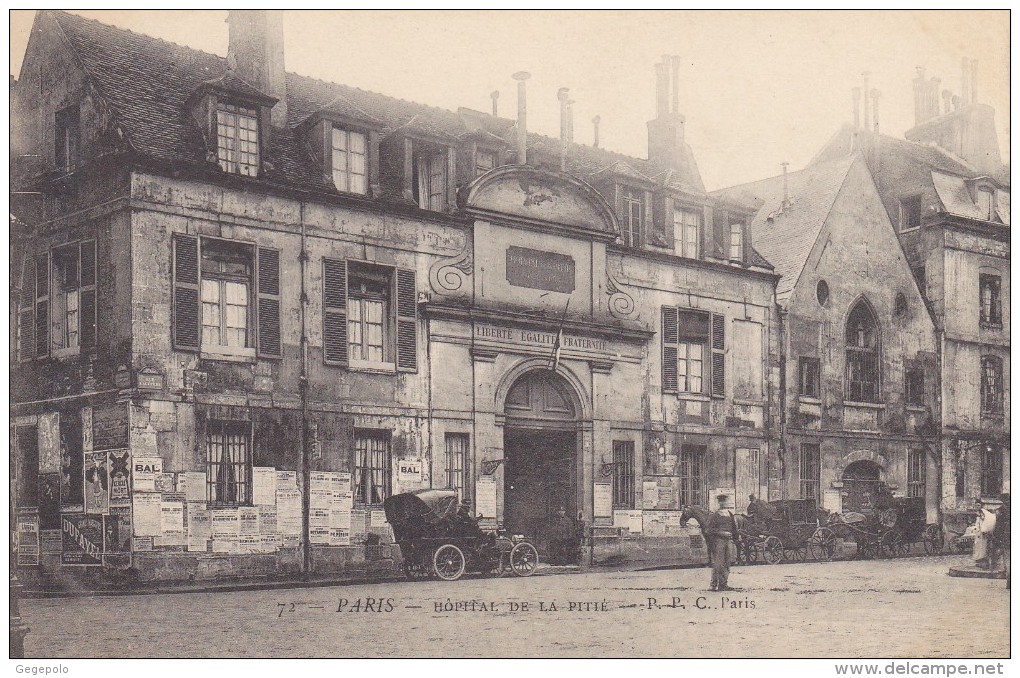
(706, 493), (738, 591)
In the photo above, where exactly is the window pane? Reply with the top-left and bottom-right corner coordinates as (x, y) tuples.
(350, 131), (366, 154)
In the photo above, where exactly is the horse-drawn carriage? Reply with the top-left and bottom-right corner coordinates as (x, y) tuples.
(736, 499), (837, 564)
(822, 495), (943, 559)
(383, 489), (540, 581)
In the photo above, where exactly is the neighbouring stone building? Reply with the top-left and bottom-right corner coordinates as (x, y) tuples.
(714, 153), (941, 523)
(810, 62), (1010, 535)
(10, 11), (780, 585)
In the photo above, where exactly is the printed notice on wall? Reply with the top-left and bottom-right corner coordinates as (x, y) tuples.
(108, 450), (131, 508)
(132, 493), (162, 537)
(257, 505), (278, 535)
(253, 467), (277, 506)
(310, 472), (331, 491)
(212, 508), (240, 539)
(16, 514), (40, 565)
(276, 489), (302, 535)
(476, 476), (498, 521)
(84, 451), (110, 515)
(276, 471), (298, 491)
(132, 457), (163, 493)
(238, 507), (259, 536)
(594, 482), (613, 525)
(187, 504), (211, 552)
(182, 472), (206, 503)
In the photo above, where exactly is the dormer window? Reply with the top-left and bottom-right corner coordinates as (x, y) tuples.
(413, 143), (448, 212)
(899, 195), (922, 231)
(54, 105), (80, 173)
(620, 187), (644, 248)
(216, 102), (259, 176)
(977, 186), (995, 221)
(331, 127), (368, 195)
(729, 222), (744, 261)
(673, 208), (701, 259)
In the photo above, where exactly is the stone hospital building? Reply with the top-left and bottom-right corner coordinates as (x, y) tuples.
(11, 11), (781, 584)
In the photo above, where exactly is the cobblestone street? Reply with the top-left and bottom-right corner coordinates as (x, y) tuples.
(20, 554), (1008, 658)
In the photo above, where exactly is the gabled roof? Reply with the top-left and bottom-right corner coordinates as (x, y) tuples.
(712, 154), (857, 299)
(810, 124), (1010, 188)
(931, 171), (1011, 225)
(44, 10), (709, 199)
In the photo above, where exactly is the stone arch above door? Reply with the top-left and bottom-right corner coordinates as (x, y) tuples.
(494, 358), (591, 426)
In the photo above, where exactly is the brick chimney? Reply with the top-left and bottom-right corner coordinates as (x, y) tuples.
(227, 10), (288, 128)
(647, 56), (687, 170)
(905, 61), (1002, 175)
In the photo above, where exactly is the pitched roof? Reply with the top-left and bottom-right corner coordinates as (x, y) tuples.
(47, 10), (708, 199)
(931, 171), (1011, 225)
(810, 124), (1010, 187)
(712, 154), (857, 299)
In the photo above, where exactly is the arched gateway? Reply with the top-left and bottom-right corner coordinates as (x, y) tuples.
(841, 460), (884, 513)
(501, 369), (583, 563)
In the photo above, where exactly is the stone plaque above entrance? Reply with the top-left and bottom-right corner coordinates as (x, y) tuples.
(506, 246), (575, 293)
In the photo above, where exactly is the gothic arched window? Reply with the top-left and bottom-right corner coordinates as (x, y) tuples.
(845, 300), (881, 402)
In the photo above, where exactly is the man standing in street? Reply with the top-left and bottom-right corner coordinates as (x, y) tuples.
(706, 494), (738, 591)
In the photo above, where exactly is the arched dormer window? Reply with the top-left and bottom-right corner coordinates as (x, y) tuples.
(845, 300), (881, 403)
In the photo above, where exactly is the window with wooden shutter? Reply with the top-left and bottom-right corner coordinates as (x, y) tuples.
(172, 235), (201, 351)
(79, 239), (97, 351)
(661, 306), (679, 393)
(322, 258), (349, 366)
(712, 208), (728, 259)
(395, 268), (418, 372)
(256, 247), (281, 358)
(711, 313), (726, 398)
(34, 252), (49, 358)
(18, 257), (36, 361)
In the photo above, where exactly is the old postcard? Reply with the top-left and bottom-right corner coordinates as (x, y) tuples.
(7, 9), (1010, 665)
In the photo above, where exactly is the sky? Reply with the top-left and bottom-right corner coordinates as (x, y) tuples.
(9, 10), (1010, 191)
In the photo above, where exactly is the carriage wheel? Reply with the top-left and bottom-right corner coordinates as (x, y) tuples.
(762, 536), (784, 565)
(745, 540), (759, 563)
(855, 538), (877, 560)
(791, 546), (808, 562)
(880, 531), (905, 558)
(923, 525), (944, 555)
(509, 542), (539, 577)
(432, 544), (466, 581)
(735, 537), (751, 564)
(492, 537), (514, 577)
(808, 527), (837, 562)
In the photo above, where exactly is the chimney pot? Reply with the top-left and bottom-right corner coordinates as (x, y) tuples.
(871, 88), (881, 134)
(513, 72), (531, 164)
(861, 72), (871, 132)
(227, 10), (288, 127)
(592, 115), (601, 149)
(781, 162), (791, 209)
(654, 61), (669, 118)
(490, 90), (499, 117)
(942, 89), (952, 115)
(852, 87), (861, 129)
(670, 54), (681, 114)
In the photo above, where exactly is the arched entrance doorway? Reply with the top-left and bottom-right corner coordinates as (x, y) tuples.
(502, 369), (580, 564)
(842, 460), (884, 513)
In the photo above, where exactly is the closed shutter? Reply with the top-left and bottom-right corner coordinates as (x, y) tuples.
(19, 257), (36, 361)
(643, 189), (654, 247)
(650, 194), (674, 248)
(661, 306), (679, 393)
(34, 252), (49, 358)
(79, 239), (97, 351)
(322, 258), (348, 366)
(172, 235), (200, 351)
(711, 313), (726, 398)
(713, 208), (728, 259)
(256, 247), (282, 358)
(395, 268), (418, 372)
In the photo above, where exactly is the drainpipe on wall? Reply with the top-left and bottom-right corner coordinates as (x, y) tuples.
(299, 204), (310, 575)
(777, 303), (789, 502)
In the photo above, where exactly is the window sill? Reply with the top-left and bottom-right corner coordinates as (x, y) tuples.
(201, 346), (257, 363)
(979, 323), (1004, 331)
(898, 226), (921, 234)
(349, 359), (397, 374)
(733, 398), (766, 407)
(843, 401), (886, 410)
(50, 347), (81, 360)
(677, 392), (710, 402)
(798, 395), (822, 405)
(980, 411), (1005, 420)
(906, 405), (927, 413)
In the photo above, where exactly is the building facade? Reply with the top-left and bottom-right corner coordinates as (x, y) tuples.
(811, 63), (1010, 535)
(11, 11), (779, 584)
(715, 154), (941, 523)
